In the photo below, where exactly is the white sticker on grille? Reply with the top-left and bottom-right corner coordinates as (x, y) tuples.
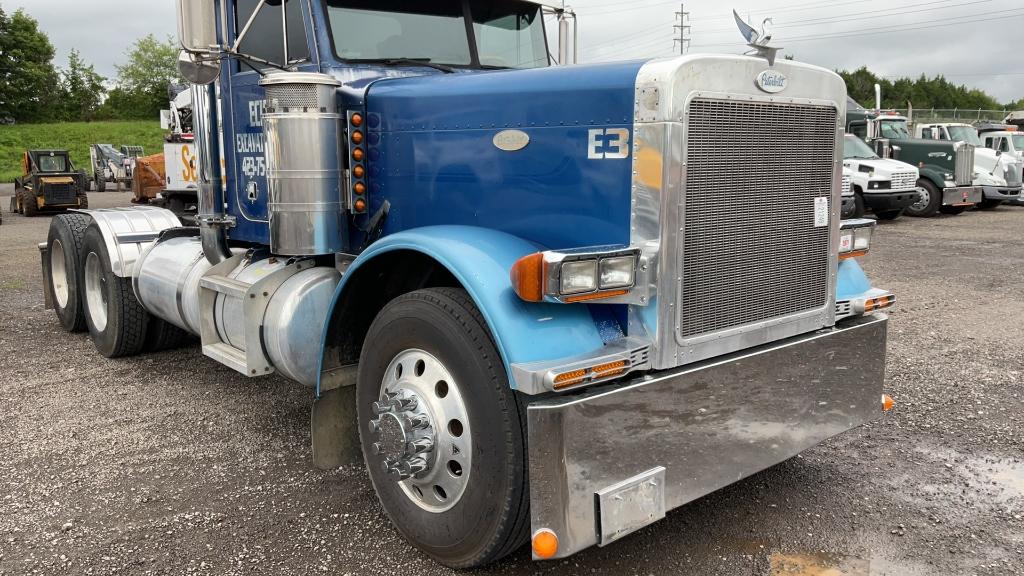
(814, 197), (830, 227)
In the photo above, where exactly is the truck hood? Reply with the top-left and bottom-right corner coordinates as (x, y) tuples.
(843, 157), (918, 178)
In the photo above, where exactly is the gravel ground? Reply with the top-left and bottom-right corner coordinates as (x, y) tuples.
(1, 187), (1022, 576)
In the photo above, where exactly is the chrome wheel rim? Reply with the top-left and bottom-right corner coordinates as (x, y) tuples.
(371, 349), (472, 513)
(50, 239), (70, 309)
(911, 186), (930, 212)
(84, 252), (107, 332)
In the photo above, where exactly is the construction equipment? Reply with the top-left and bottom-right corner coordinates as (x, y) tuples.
(88, 144), (142, 192)
(11, 150), (88, 216)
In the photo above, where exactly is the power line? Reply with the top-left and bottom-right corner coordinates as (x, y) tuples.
(689, 8), (1024, 48)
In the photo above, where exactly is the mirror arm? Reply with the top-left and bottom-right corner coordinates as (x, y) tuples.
(281, 0), (289, 69)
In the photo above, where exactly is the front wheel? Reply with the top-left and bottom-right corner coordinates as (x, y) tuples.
(357, 288), (529, 568)
(96, 176), (106, 193)
(905, 179), (941, 217)
(21, 189), (38, 217)
(852, 193), (866, 219)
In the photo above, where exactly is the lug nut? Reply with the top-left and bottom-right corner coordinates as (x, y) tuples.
(372, 401), (391, 415)
(399, 457), (428, 477)
(405, 415), (430, 430)
(406, 437), (433, 455)
(371, 442), (383, 456)
(391, 397), (418, 412)
(368, 419), (380, 433)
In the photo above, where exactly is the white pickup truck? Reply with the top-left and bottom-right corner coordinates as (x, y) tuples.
(842, 134), (920, 220)
(916, 122), (1023, 209)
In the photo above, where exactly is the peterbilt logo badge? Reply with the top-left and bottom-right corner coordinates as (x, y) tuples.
(755, 70), (787, 93)
(493, 130), (530, 152)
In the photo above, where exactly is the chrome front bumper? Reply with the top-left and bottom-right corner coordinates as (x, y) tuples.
(526, 314), (888, 559)
(942, 186), (982, 206)
(982, 186), (1022, 201)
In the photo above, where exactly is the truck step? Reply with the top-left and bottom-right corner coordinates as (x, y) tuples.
(199, 274), (251, 300)
(202, 341), (252, 375)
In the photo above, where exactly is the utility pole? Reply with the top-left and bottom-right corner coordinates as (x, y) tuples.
(674, 3), (691, 55)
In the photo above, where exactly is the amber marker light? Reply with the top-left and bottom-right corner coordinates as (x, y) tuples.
(839, 250), (869, 261)
(353, 148), (365, 162)
(350, 113), (363, 127)
(592, 360), (627, 378)
(564, 289), (629, 303)
(354, 198), (367, 212)
(510, 253), (545, 302)
(532, 529), (559, 559)
(353, 165), (365, 179)
(354, 182), (367, 195)
(882, 394), (895, 412)
(553, 369), (587, 389)
(352, 131), (364, 144)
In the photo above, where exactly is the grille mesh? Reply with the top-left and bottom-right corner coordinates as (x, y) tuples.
(842, 173), (852, 195)
(678, 99), (835, 339)
(264, 84), (330, 111)
(44, 183), (76, 203)
(1005, 164), (1022, 187)
(955, 145), (974, 186)
(891, 171), (917, 189)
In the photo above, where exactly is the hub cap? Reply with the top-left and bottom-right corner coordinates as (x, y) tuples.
(84, 252), (107, 332)
(369, 349), (471, 512)
(50, 239), (69, 309)
(911, 186), (929, 212)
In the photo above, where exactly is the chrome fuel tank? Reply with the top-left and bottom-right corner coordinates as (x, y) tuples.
(133, 236), (226, 335)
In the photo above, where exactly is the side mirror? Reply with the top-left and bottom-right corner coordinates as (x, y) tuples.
(176, 0), (219, 53)
(178, 50), (220, 86)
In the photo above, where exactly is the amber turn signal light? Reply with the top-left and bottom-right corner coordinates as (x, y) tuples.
(351, 131), (364, 145)
(353, 165), (365, 179)
(510, 253), (545, 302)
(350, 113), (363, 127)
(353, 148), (365, 162)
(354, 198), (367, 212)
(354, 182), (366, 195)
(882, 394), (895, 412)
(532, 529), (558, 559)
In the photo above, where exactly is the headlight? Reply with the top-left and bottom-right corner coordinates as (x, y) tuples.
(560, 260), (598, 294)
(839, 219), (875, 260)
(599, 256), (636, 289)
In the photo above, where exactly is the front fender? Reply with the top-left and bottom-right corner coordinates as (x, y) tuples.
(316, 225), (608, 393)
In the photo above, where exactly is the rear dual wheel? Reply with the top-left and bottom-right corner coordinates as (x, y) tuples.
(357, 288), (530, 568)
(46, 214), (91, 332)
(81, 225), (149, 358)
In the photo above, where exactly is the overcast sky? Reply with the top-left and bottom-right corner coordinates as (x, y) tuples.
(11, 0), (1023, 104)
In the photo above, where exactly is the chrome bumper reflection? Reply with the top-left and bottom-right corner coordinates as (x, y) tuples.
(526, 314), (888, 559)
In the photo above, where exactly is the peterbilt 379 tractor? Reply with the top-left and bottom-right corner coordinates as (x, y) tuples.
(39, 0), (894, 568)
(846, 100), (982, 217)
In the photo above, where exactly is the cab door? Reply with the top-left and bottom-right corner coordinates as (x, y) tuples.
(223, 0), (318, 244)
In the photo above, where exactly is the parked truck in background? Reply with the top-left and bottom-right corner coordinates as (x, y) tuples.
(39, 0), (894, 567)
(977, 125), (1024, 206)
(914, 122), (1022, 209)
(841, 166), (855, 218)
(154, 85), (201, 215)
(842, 133), (919, 220)
(846, 102), (981, 216)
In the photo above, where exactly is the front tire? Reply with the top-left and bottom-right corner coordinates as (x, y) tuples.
(852, 193), (866, 218)
(46, 214), (91, 332)
(96, 176), (106, 193)
(21, 189), (38, 217)
(81, 225), (149, 358)
(357, 288), (529, 568)
(905, 179), (941, 217)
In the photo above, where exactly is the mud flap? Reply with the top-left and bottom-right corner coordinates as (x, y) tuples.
(310, 384), (361, 470)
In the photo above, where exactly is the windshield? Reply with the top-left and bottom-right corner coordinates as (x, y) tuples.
(325, 0), (549, 69)
(844, 135), (878, 159)
(947, 125), (983, 146)
(38, 155), (67, 172)
(1013, 135), (1024, 150)
(879, 120), (910, 139)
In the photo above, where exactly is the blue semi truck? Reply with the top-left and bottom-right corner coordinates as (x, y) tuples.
(39, 0), (894, 567)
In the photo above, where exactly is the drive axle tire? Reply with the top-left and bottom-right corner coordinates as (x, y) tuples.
(81, 225), (149, 358)
(852, 193), (866, 219)
(46, 214), (91, 332)
(977, 199), (1003, 210)
(144, 318), (194, 353)
(96, 177), (106, 193)
(905, 179), (940, 217)
(357, 288), (529, 569)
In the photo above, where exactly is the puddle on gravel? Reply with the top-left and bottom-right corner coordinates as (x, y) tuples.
(913, 447), (1024, 504)
(769, 552), (928, 576)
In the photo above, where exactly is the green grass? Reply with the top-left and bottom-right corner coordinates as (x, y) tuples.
(0, 121), (165, 182)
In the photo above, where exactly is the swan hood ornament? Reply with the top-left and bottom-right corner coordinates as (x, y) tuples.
(733, 10), (783, 66)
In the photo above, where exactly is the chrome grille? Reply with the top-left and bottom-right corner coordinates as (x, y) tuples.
(891, 171), (917, 190)
(1005, 163), (1022, 187)
(954, 143), (975, 186)
(842, 173), (852, 196)
(679, 99), (834, 340)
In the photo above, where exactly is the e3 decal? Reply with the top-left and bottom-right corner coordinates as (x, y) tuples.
(588, 128), (631, 160)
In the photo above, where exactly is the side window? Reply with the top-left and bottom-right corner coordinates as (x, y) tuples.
(851, 123), (867, 139)
(235, 0), (310, 70)
(999, 138), (1010, 153)
(984, 137), (994, 148)
(937, 128), (948, 141)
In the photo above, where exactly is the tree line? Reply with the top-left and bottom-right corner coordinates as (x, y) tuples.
(0, 6), (181, 124)
(838, 67), (1021, 112)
